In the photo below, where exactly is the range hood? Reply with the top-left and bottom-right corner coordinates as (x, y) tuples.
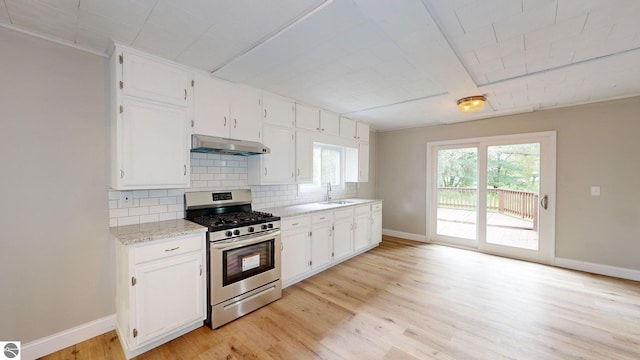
(191, 134), (270, 156)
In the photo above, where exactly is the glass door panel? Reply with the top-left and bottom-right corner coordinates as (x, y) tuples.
(436, 147), (478, 241)
(485, 143), (540, 250)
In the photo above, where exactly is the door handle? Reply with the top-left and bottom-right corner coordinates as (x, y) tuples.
(540, 195), (548, 210)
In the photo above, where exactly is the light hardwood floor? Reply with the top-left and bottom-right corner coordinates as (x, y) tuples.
(42, 236), (640, 359)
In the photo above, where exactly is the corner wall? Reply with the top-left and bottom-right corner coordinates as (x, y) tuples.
(0, 28), (112, 342)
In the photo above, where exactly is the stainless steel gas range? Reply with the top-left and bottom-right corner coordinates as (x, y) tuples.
(185, 189), (281, 329)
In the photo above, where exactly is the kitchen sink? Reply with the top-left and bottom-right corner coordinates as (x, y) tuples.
(319, 200), (353, 206)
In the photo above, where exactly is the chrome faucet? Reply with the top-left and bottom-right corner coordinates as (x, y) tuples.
(326, 182), (332, 201)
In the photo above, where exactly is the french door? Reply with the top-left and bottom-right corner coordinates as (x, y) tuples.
(427, 132), (556, 264)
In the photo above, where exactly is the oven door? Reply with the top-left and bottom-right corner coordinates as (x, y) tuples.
(210, 229), (281, 305)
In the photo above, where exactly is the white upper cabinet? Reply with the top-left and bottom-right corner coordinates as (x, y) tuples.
(229, 84), (263, 142)
(339, 116), (356, 140)
(295, 103), (320, 131)
(120, 51), (192, 107)
(192, 76), (262, 143)
(193, 73), (230, 138)
(340, 116), (370, 142)
(116, 98), (190, 189)
(295, 104), (340, 136)
(111, 45), (191, 190)
(345, 142), (369, 183)
(295, 130), (313, 184)
(263, 94), (295, 127)
(248, 124), (294, 185)
(356, 122), (370, 142)
(319, 109), (340, 136)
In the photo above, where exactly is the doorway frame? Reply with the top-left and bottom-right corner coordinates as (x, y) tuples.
(426, 131), (557, 264)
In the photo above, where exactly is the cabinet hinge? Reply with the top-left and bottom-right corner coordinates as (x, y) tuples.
(119, 54), (123, 64)
(191, 120), (195, 128)
(131, 276), (136, 286)
(309, 231), (312, 237)
(309, 260), (312, 267)
(191, 79), (194, 87)
(119, 80), (123, 90)
(133, 328), (138, 338)
(119, 105), (123, 114)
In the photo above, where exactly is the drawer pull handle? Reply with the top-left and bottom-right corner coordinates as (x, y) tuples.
(292, 222), (299, 226)
(164, 246), (180, 252)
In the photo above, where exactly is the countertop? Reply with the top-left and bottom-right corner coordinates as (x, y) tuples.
(261, 198), (382, 218)
(111, 219), (206, 245)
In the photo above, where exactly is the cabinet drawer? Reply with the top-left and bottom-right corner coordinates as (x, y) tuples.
(333, 208), (353, 219)
(354, 205), (369, 216)
(282, 216), (310, 231)
(372, 202), (382, 212)
(311, 212), (332, 224)
(134, 234), (203, 264)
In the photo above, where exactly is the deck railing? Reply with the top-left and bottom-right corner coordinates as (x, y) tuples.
(438, 187), (538, 228)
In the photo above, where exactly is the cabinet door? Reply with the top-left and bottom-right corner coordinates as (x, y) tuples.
(358, 142), (370, 182)
(118, 98), (189, 189)
(319, 110), (340, 136)
(333, 214), (353, 260)
(356, 122), (370, 142)
(249, 125), (293, 184)
(371, 208), (382, 244)
(281, 229), (310, 283)
(340, 116), (356, 140)
(311, 220), (332, 269)
(121, 51), (192, 107)
(354, 212), (371, 251)
(295, 103), (319, 132)
(295, 130), (313, 184)
(193, 74), (230, 137)
(133, 252), (204, 346)
(263, 94), (295, 127)
(229, 84), (262, 142)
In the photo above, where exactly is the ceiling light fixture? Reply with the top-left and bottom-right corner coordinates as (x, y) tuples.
(457, 95), (486, 113)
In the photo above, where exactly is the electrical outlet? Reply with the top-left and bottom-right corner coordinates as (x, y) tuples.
(121, 191), (133, 206)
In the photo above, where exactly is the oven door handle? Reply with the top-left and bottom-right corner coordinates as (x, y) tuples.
(211, 229), (281, 251)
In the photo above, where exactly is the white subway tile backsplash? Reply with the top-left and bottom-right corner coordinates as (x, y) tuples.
(140, 214), (159, 223)
(129, 207), (150, 216)
(108, 153), (357, 226)
(139, 198), (159, 206)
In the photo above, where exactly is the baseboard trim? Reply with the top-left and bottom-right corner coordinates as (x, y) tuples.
(382, 229), (428, 242)
(554, 257), (640, 282)
(22, 314), (115, 360)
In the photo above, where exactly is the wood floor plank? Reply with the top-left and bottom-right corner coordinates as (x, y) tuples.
(40, 236), (640, 359)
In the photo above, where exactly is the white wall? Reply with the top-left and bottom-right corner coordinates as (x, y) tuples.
(0, 28), (112, 342)
(377, 97), (640, 270)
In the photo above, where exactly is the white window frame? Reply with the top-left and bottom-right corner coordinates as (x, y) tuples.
(299, 142), (347, 193)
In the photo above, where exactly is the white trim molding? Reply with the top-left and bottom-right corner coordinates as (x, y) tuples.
(382, 228), (428, 242)
(554, 257), (640, 282)
(21, 314), (115, 360)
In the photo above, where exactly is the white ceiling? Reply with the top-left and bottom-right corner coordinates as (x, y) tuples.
(2, 0), (640, 131)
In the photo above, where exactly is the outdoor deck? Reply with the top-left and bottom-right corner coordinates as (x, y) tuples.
(437, 208), (538, 250)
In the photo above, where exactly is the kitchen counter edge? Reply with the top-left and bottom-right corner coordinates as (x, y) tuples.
(110, 219), (207, 245)
(261, 198), (383, 218)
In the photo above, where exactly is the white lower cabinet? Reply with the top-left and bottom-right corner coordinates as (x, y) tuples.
(281, 216), (311, 284)
(115, 232), (206, 359)
(332, 208), (354, 261)
(311, 212), (333, 270)
(353, 205), (371, 251)
(281, 202), (382, 288)
(371, 202), (383, 244)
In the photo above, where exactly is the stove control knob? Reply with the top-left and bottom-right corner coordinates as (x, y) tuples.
(225, 231), (233, 237)
(233, 229), (240, 236)
(248, 227), (255, 233)
(261, 224), (268, 230)
(267, 223), (274, 229)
